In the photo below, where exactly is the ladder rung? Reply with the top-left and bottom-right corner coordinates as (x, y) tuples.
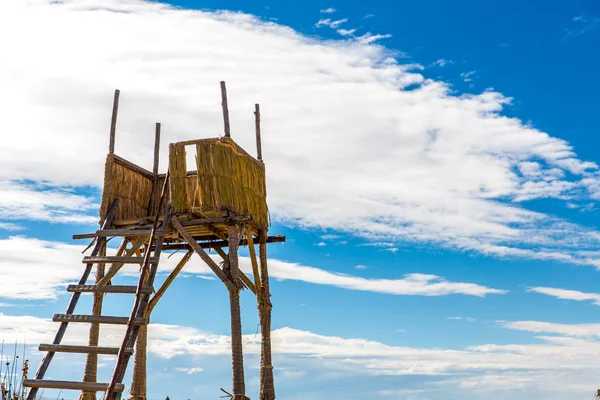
(23, 379), (125, 392)
(73, 229), (159, 240)
(39, 344), (133, 355)
(67, 285), (154, 294)
(82, 256), (159, 264)
(53, 314), (147, 325)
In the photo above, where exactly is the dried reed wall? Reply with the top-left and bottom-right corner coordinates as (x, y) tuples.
(100, 154), (154, 221)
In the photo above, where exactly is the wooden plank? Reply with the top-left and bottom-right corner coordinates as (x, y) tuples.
(67, 285), (153, 294)
(39, 344), (132, 355)
(53, 314), (147, 325)
(23, 380), (124, 392)
(73, 229), (154, 240)
(82, 256), (158, 264)
(160, 235), (286, 251)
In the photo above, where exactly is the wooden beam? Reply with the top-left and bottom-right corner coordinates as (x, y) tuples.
(160, 235), (286, 251)
(109, 89), (120, 154)
(96, 237), (146, 286)
(171, 216), (235, 291)
(214, 247), (256, 295)
(67, 285), (153, 294)
(255, 104), (262, 161)
(52, 314), (147, 325)
(39, 344), (133, 356)
(73, 229), (155, 240)
(23, 380), (124, 392)
(148, 250), (193, 312)
(82, 256), (158, 264)
(221, 81), (231, 137)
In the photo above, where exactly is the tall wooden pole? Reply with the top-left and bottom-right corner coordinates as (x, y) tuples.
(259, 229), (275, 400)
(221, 81), (231, 137)
(109, 89), (120, 154)
(227, 225), (246, 399)
(254, 104), (262, 161)
(153, 123), (161, 174)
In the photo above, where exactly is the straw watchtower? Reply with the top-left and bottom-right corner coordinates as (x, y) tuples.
(24, 82), (284, 400)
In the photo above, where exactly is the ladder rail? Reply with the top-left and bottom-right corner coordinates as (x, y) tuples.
(26, 199), (119, 400)
(106, 173), (170, 400)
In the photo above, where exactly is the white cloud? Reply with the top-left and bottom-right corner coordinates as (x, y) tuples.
(0, 180), (98, 224)
(337, 28), (356, 36)
(354, 265), (368, 270)
(432, 59), (453, 67)
(0, 222), (24, 231)
(447, 316), (476, 322)
(528, 286), (600, 306)
(4, 314), (600, 398)
(175, 367), (204, 374)
(460, 70), (476, 82)
(320, 8), (336, 14)
(0, 236), (504, 300)
(315, 18), (347, 29)
(1, 0), (600, 267)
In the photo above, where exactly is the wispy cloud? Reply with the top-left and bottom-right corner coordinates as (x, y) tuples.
(431, 59), (453, 67)
(528, 286), (600, 306)
(315, 18), (347, 29)
(566, 15), (599, 37)
(447, 316), (476, 322)
(460, 70), (476, 82)
(320, 7), (336, 14)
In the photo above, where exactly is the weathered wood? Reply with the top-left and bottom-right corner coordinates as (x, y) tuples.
(26, 199), (119, 400)
(96, 237), (147, 286)
(82, 256), (158, 264)
(23, 380), (124, 392)
(171, 216), (235, 291)
(214, 248), (256, 294)
(255, 104), (263, 161)
(221, 81), (231, 137)
(148, 251), (193, 312)
(258, 229), (276, 400)
(109, 89), (120, 154)
(106, 176), (172, 400)
(67, 285), (153, 294)
(153, 122), (161, 174)
(112, 154), (155, 180)
(53, 314), (147, 325)
(73, 229), (155, 240)
(227, 225), (246, 397)
(160, 235), (286, 251)
(247, 232), (262, 295)
(38, 344), (133, 356)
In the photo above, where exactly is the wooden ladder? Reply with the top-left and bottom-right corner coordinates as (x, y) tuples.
(24, 174), (171, 400)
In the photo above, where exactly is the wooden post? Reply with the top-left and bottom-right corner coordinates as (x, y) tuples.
(221, 81), (231, 137)
(153, 123), (161, 174)
(148, 122), (161, 215)
(254, 104), (262, 161)
(258, 229), (275, 400)
(109, 89), (120, 154)
(227, 225), (246, 399)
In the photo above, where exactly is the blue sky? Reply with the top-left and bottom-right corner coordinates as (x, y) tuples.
(1, 0), (600, 399)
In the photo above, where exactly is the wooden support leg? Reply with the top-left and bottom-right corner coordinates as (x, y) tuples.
(258, 230), (275, 400)
(130, 251), (193, 400)
(228, 225), (247, 400)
